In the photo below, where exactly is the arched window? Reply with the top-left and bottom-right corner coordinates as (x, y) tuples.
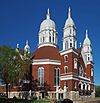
(70, 39), (72, 48)
(79, 65), (83, 76)
(70, 43), (72, 48)
(54, 67), (60, 86)
(43, 36), (45, 42)
(74, 58), (77, 69)
(49, 32), (51, 42)
(64, 55), (68, 62)
(53, 34), (54, 43)
(64, 81), (68, 87)
(79, 83), (81, 90)
(70, 28), (71, 34)
(40, 37), (42, 43)
(65, 41), (68, 49)
(91, 68), (94, 76)
(87, 54), (90, 61)
(64, 66), (68, 73)
(38, 67), (44, 86)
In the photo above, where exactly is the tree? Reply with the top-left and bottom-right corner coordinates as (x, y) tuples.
(0, 45), (31, 97)
(95, 85), (100, 97)
(0, 45), (19, 97)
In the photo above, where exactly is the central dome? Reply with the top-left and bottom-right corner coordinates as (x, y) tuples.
(40, 19), (55, 31)
(40, 9), (56, 31)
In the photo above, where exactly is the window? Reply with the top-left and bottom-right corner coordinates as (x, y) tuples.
(88, 47), (89, 50)
(91, 68), (94, 76)
(54, 67), (60, 86)
(43, 36), (45, 42)
(40, 37), (42, 43)
(88, 57), (90, 61)
(64, 81), (68, 87)
(49, 32), (51, 42)
(64, 66), (68, 73)
(64, 55), (68, 62)
(87, 54), (90, 61)
(53, 34), (54, 43)
(74, 58), (77, 69)
(73, 81), (77, 90)
(70, 28), (71, 34)
(70, 43), (72, 48)
(38, 67), (44, 86)
(65, 41), (68, 49)
(79, 65), (83, 76)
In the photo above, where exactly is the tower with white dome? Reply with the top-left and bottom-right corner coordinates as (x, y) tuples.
(82, 30), (93, 63)
(38, 9), (58, 48)
(24, 40), (30, 54)
(63, 7), (77, 50)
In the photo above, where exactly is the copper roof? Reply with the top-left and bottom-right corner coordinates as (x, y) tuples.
(31, 46), (60, 60)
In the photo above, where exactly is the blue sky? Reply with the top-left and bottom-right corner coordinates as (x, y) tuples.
(0, 0), (100, 85)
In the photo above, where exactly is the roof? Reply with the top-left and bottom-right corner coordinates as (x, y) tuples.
(31, 46), (60, 60)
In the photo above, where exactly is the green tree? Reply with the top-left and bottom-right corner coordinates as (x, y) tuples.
(0, 45), (31, 97)
(0, 45), (19, 97)
(95, 85), (100, 97)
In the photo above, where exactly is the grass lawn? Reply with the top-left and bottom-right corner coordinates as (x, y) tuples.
(31, 99), (50, 103)
(0, 98), (50, 103)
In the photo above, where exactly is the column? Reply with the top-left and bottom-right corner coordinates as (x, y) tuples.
(64, 86), (67, 99)
(56, 86), (59, 100)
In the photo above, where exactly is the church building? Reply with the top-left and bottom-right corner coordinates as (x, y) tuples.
(1, 7), (95, 100)
(30, 8), (95, 100)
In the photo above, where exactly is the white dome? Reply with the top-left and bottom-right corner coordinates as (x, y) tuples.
(83, 30), (91, 45)
(65, 17), (75, 27)
(40, 19), (55, 31)
(64, 7), (75, 28)
(24, 40), (30, 53)
(40, 9), (56, 31)
(83, 38), (91, 45)
(24, 45), (30, 50)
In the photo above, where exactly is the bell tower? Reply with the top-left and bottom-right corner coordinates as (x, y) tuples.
(63, 7), (77, 50)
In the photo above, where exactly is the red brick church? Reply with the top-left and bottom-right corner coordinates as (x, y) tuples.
(30, 8), (95, 100)
(1, 8), (95, 100)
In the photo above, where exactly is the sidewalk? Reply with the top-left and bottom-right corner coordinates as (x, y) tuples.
(73, 97), (100, 103)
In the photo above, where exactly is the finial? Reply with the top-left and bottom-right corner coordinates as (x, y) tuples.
(46, 8), (50, 19)
(48, 8), (50, 15)
(68, 7), (71, 18)
(26, 40), (28, 45)
(17, 43), (19, 48)
(86, 29), (88, 38)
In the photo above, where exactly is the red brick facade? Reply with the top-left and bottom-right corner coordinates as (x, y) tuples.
(31, 46), (95, 99)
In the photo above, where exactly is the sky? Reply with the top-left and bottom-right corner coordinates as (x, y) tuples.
(0, 0), (100, 85)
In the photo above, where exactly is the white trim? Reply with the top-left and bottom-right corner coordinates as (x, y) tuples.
(87, 61), (94, 66)
(38, 43), (57, 48)
(60, 75), (91, 82)
(32, 59), (61, 65)
(60, 75), (79, 81)
(60, 48), (78, 56)
(78, 76), (90, 81)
